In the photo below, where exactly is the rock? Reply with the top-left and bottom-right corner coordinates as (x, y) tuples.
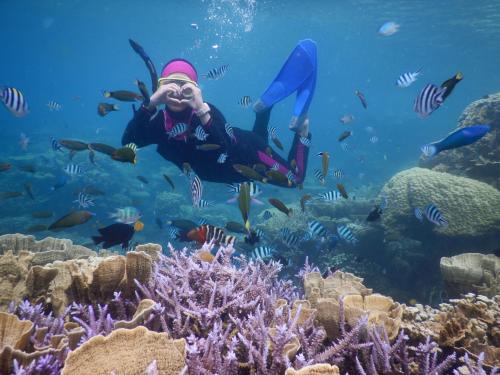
(61, 326), (186, 375)
(440, 253), (499, 297)
(380, 168), (500, 243)
(419, 92), (500, 189)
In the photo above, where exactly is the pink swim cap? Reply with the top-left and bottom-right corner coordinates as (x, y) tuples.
(160, 59), (198, 83)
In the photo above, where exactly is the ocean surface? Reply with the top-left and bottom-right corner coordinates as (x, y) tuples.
(1, 0), (499, 302)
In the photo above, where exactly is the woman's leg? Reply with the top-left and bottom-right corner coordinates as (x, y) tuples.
(252, 106), (272, 140)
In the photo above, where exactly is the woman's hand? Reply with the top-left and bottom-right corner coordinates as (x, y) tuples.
(178, 83), (204, 112)
(149, 83), (181, 107)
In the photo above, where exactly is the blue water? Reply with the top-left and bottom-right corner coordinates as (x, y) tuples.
(1, 1), (499, 298)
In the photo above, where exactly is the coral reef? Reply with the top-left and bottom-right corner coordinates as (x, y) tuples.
(419, 92), (500, 189)
(440, 253), (499, 297)
(380, 167), (500, 242)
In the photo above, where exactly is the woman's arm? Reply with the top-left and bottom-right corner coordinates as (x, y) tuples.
(121, 105), (164, 147)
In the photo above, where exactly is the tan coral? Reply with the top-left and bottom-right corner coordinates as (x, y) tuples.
(440, 253), (499, 297)
(135, 243), (162, 261)
(0, 312), (33, 351)
(89, 256), (126, 300)
(0, 251), (33, 310)
(123, 251), (153, 292)
(285, 363), (340, 375)
(25, 265), (58, 299)
(61, 326), (186, 375)
(114, 299), (156, 329)
(322, 271), (372, 299)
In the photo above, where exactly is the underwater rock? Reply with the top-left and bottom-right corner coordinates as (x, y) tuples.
(440, 252), (499, 298)
(0, 251), (33, 310)
(419, 92), (500, 189)
(380, 167), (500, 244)
(285, 363), (340, 375)
(61, 326), (186, 375)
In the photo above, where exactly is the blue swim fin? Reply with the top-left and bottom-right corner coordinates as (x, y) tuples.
(255, 39), (317, 131)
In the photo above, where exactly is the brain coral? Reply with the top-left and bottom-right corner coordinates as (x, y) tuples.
(380, 167), (500, 240)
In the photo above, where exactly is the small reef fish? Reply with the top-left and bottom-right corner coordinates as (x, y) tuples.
(414, 84), (446, 118)
(225, 123), (236, 142)
(64, 164), (82, 176)
(167, 219), (198, 231)
(337, 225), (358, 244)
(97, 102), (119, 117)
(110, 206), (141, 224)
(227, 182), (263, 205)
(415, 204), (448, 226)
(196, 144), (221, 151)
(370, 135), (379, 144)
(251, 246), (276, 261)
(225, 221), (248, 234)
(31, 210), (54, 219)
(340, 114), (355, 124)
(354, 90), (367, 109)
(51, 174), (69, 191)
(217, 152), (228, 164)
(318, 152), (330, 179)
(441, 72), (463, 100)
(332, 169), (344, 179)
(187, 225), (235, 246)
(190, 174), (203, 208)
(268, 198), (292, 217)
(396, 69), (421, 88)
(24, 183), (35, 200)
(194, 125), (209, 141)
(0, 163), (11, 172)
(262, 210), (273, 220)
(0, 191), (23, 200)
(47, 100), (62, 111)
(366, 205), (383, 222)
(134, 80), (150, 105)
(337, 183), (349, 199)
(103, 90), (143, 102)
(168, 123), (188, 139)
(26, 224), (48, 233)
(48, 211), (95, 230)
(137, 175), (149, 184)
(299, 136), (311, 147)
(73, 192), (94, 208)
(338, 131), (352, 142)
(238, 182), (252, 231)
(378, 21), (400, 36)
(92, 223), (136, 249)
(300, 194), (312, 212)
(59, 139), (88, 151)
(1, 87), (29, 117)
(269, 127), (284, 150)
(265, 170), (292, 187)
(317, 190), (342, 202)
(82, 186), (106, 196)
(314, 169), (325, 185)
(308, 220), (328, 238)
(421, 125), (490, 158)
(111, 146), (136, 164)
(202, 64), (229, 80)
(198, 199), (213, 208)
(51, 137), (64, 152)
(238, 96), (252, 108)
(163, 174), (175, 190)
(233, 164), (267, 183)
(190, 23), (199, 30)
(89, 143), (116, 156)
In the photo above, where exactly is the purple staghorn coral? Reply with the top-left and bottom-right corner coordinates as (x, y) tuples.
(11, 355), (63, 375)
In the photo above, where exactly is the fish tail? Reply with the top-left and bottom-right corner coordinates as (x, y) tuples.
(245, 220), (251, 232)
(103, 91), (111, 98)
(113, 104), (120, 111)
(287, 208), (293, 217)
(421, 144), (437, 158)
(455, 72), (463, 80)
(92, 235), (103, 245)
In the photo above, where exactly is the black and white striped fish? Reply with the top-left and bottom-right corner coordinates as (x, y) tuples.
(269, 126), (278, 140)
(168, 123), (188, 138)
(396, 70), (421, 88)
(238, 96), (252, 107)
(254, 228), (266, 240)
(337, 225), (358, 244)
(314, 169), (325, 184)
(47, 100), (62, 111)
(217, 153), (228, 164)
(64, 164), (82, 176)
(414, 207), (424, 222)
(202, 64), (229, 80)
(224, 123), (236, 142)
(308, 220), (327, 238)
(194, 125), (209, 141)
(283, 233), (300, 248)
(299, 137), (311, 147)
(369, 136), (379, 144)
(51, 137), (63, 152)
(262, 210), (273, 220)
(198, 199), (213, 208)
(125, 143), (138, 152)
(251, 246), (275, 261)
(73, 192), (94, 208)
(271, 162), (280, 171)
(227, 182), (262, 197)
(332, 169), (344, 179)
(280, 227), (291, 239)
(423, 204), (448, 226)
(197, 218), (209, 226)
(286, 171), (296, 183)
(317, 190), (342, 202)
(0, 87), (29, 117)
(190, 174), (203, 207)
(413, 84), (446, 118)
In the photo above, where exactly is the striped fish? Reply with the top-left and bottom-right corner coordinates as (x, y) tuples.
(301, 231), (313, 242)
(225, 123), (236, 142)
(202, 64), (229, 80)
(424, 204), (448, 226)
(337, 225), (358, 244)
(73, 192), (94, 209)
(269, 126), (278, 140)
(194, 125), (209, 141)
(238, 96), (252, 107)
(198, 199), (213, 208)
(299, 137), (311, 147)
(283, 233), (300, 248)
(166, 226), (180, 240)
(280, 227), (291, 239)
(396, 70), (421, 88)
(125, 143), (138, 152)
(168, 123), (188, 138)
(262, 210), (273, 220)
(197, 218), (209, 226)
(414, 84), (446, 118)
(64, 164), (82, 176)
(193, 225), (236, 246)
(0, 87), (29, 117)
(110, 207), (141, 224)
(271, 162), (280, 171)
(414, 207), (423, 222)
(47, 100), (62, 111)
(313, 169), (325, 185)
(251, 246), (275, 261)
(286, 171), (296, 183)
(190, 174), (203, 208)
(369, 136), (379, 144)
(332, 169), (344, 179)
(308, 220), (327, 238)
(317, 190), (342, 202)
(227, 182), (262, 197)
(51, 137), (63, 152)
(254, 228), (266, 240)
(217, 153), (228, 164)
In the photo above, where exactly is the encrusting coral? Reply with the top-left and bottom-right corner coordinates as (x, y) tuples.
(0, 237), (498, 374)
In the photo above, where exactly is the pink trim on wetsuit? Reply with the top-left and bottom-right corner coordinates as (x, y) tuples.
(294, 142), (306, 182)
(257, 150), (291, 176)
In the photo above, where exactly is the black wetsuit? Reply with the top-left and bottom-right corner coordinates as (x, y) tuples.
(122, 103), (310, 186)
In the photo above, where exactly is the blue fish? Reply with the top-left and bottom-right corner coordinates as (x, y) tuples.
(421, 125), (490, 157)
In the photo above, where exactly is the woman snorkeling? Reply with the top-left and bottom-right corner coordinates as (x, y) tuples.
(122, 39), (317, 187)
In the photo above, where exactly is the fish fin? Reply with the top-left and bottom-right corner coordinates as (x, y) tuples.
(455, 72), (463, 80)
(91, 235), (103, 245)
(103, 91), (111, 98)
(113, 104), (120, 111)
(245, 220), (251, 232)
(421, 144), (437, 158)
(251, 198), (264, 205)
